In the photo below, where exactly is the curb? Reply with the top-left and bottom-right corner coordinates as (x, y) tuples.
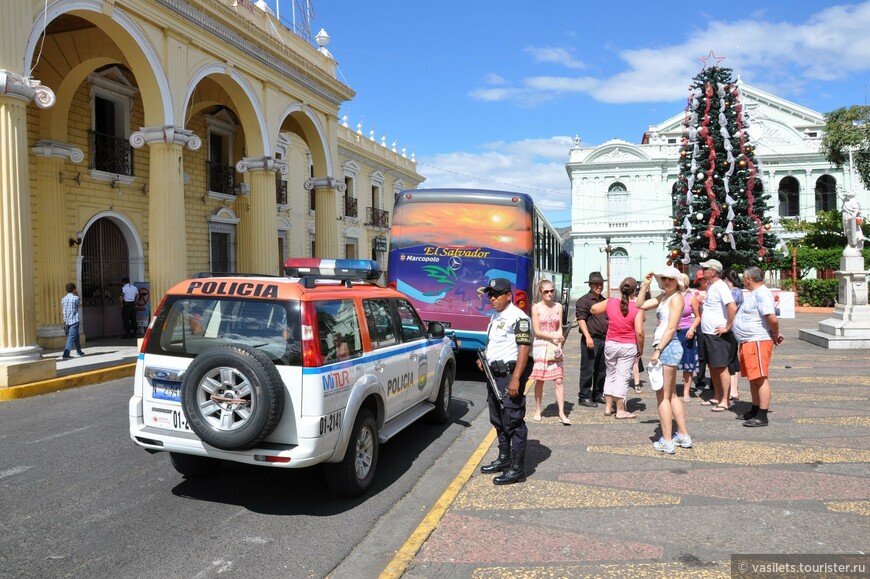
(0, 363), (136, 401)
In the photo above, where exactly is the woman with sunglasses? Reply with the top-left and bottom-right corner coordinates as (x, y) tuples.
(529, 279), (569, 424)
(636, 266), (693, 454)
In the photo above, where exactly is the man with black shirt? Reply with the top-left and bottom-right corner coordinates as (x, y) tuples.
(576, 272), (608, 407)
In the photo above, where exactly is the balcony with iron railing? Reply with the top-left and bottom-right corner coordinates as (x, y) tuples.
(344, 196), (358, 218)
(89, 130), (133, 175)
(207, 161), (235, 196)
(367, 206), (389, 229)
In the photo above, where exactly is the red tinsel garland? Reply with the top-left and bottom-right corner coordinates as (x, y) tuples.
(702, 82), (719, 251)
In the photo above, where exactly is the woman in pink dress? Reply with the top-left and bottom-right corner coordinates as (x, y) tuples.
(530, 279), (569, 425)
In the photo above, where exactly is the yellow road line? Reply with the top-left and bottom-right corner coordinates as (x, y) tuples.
(380, 428), (497, 578)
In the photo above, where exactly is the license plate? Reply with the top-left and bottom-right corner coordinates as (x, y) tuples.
(152, 379), (182, 402)
(147, 402), (191, 432)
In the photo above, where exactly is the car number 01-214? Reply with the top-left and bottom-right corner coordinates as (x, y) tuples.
(320, 410), (342, 436)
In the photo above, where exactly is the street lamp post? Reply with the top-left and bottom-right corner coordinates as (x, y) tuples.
(600, 236), (614, 298)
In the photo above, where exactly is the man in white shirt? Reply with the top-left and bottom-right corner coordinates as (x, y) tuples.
(120, 277), (139, 339)
(733, 267), (780, 427)
(698, 259), (737, 412)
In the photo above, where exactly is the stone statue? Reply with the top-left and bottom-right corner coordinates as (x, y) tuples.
(841, 191), (865, 251)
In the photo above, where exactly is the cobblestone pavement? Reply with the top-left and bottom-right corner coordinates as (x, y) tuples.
(402, 312), (870, 578)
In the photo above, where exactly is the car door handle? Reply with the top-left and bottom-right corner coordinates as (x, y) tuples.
(374, 361), (385, 371)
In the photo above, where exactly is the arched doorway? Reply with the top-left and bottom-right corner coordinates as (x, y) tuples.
(611, 247), (629, 295)
(81, 218), (130, 339)
(815, 174), (837, 213)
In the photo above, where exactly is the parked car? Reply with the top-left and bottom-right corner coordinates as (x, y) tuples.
(128, 259), (456, 496)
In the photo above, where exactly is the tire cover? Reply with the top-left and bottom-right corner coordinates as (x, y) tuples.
(181, 344), (285, 450)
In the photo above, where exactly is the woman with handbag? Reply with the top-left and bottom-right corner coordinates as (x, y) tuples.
(590, 277), (644, 419)
(529, 279), (569, 425)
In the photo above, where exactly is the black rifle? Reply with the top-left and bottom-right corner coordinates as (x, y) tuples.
(477, 350), (503, 406)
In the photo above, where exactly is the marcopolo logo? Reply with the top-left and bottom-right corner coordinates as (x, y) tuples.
(400, 254), (440, 263)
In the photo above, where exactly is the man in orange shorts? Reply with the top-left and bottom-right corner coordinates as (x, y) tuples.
(732, 267), (780, 427)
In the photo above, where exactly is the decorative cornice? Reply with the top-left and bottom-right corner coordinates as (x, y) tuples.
(155, 0), (352, 106)
(304, 176), (346, 192)
(31, 140), (84, 164)
(130, 125), (202, 150)
(0, 70), (55, 108)
(235, 156), (288, 175)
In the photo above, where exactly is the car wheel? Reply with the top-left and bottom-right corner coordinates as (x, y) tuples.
(181, 345), (284, 451)
(169, 452), (221, 478)
(428, 367), (453, 424)
(324, 408), (378, 497)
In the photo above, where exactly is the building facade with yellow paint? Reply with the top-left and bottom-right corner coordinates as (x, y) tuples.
(0, 0), (423, 386)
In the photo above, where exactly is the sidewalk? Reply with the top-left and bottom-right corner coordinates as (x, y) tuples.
(395, 311), (870, 577)
(0, 337), (140, 400)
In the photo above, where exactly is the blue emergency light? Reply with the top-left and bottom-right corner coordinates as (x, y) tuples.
(283, 258), (382, 281)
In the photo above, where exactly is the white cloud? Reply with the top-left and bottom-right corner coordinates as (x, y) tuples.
(469, 1), (870, 105)
(524, 46), (586, 69)
(417, 137), (575, 226)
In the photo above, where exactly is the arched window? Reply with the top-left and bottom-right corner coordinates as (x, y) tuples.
(815, 175), (837, 213)
(607, 182), (629, 227)
(778, 176), (800, 218)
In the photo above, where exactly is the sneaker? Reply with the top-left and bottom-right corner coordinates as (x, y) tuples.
(672, 432), (693, 448)
(76, 352), (86, 357)
(653, 437), (676, 454)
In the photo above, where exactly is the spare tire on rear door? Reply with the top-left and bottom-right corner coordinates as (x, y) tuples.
(181, 344), (284, 450)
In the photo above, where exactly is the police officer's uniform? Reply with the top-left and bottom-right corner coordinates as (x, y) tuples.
(480, 278), (533, 485)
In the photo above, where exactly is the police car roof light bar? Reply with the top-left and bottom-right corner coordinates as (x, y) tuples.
(284, 258), (381, 281)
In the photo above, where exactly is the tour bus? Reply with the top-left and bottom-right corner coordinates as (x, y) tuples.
(387, 188), (569, 351)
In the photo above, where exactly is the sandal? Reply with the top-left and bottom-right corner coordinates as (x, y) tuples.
(614, 413), (637, 419)
(634, 384), (643, 394)
(533, 414), (542, 422)
(711, 405), (729, 412)
(682, 397), (691, 403)
(700, 400), (713, 406)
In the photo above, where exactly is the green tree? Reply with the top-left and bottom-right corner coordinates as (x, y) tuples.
(778, 210), (870, 277)
(668, 65), (780, 269)
(820, 105), (870, 190)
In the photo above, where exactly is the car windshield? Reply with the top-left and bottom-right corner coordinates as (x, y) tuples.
(146, 296), (302, 365)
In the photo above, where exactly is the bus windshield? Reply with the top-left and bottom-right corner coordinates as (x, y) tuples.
(388, 189), (558, 351)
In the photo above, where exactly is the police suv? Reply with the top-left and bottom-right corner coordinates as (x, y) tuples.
(128, 259), (456, 496)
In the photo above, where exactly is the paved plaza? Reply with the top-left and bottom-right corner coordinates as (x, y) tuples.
(401, 311), (870, 578)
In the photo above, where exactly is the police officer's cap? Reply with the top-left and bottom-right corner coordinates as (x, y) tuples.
(483, 278), (512, 295)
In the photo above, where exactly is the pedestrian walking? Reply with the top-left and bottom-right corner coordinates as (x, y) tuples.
(477, 278), (533, 485)
(697, 259), (737, 412)
(691, 270), (709, 391)
(590, 277), (644, 419)
(733, 267), (780, 427)
(636, 267), (691, 454)
(120, 277), (138, 339)
(61, 282), (85, 359)
(529, 279), (569, 424)
(576, 272), (608, 407)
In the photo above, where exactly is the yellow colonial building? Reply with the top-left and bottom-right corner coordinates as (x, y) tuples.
(0, 0), (423, 386)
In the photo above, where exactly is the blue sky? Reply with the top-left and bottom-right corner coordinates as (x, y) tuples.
(263, 1), (870, 228)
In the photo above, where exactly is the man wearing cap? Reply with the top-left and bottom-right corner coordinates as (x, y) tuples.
(576, 272), (608, 407)
(477, 278), (534, 485)
(698, 259), (737, 412)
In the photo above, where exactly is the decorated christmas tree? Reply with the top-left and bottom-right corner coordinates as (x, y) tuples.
(668, 52), (780, 269)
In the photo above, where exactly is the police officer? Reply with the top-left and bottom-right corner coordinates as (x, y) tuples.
(477, 278), (533, 485)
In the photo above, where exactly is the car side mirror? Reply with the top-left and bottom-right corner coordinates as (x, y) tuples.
(427, 321), (445, 339)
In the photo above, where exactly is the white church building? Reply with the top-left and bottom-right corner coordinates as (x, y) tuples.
(567, 82), (869, 298)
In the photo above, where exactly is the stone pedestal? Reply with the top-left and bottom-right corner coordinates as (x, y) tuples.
(799, 249), (870, 349)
